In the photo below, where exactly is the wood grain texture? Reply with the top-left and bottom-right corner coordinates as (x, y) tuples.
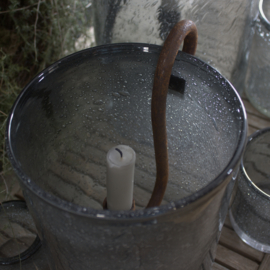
(242, 95), (270, 120)
(215, 245), (259, 270)
(248, 126), (260, 136)
(258, 254), (270, 270)
(245, 113), (270, 131)
(243, 101), (268, 120)
(241, 94), (270, 136)
(212, 262), (230, 270)
(219, 227), (264, 262)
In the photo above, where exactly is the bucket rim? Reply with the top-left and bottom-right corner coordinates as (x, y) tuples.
(5, 42), (248, 220)
(240, 127), (270, 201)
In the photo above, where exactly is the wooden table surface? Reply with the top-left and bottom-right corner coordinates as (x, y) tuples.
(1, 93), (270, 269)
(213, 94), (270, 270)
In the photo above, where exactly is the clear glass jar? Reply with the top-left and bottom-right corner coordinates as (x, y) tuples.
(92, 0), (259, 95)
(230, 127), (270, 252)
(245, 0), (270, 117)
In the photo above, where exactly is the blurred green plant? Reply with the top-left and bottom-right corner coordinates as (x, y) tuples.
(0, 0), (93, 175)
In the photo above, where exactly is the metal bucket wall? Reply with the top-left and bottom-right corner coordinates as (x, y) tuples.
(20, 173), (233, 270)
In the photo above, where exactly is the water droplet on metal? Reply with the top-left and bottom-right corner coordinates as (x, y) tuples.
(112, 92), (121, 97)
(94, 100), (104, 105)
(119, 91), (130, 96)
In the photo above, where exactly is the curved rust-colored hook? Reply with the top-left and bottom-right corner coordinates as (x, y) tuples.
(146, 20), (198, 208)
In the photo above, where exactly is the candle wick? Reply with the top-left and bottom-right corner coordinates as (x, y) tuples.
(115, 148), (123, 158)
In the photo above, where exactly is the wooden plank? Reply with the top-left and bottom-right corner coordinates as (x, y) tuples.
(241, 93), (270, 133)
(248, 125), (259, 136)
(243, 98), (270, 120)
(215, 245), (259, 270)
(246, 113), (270, 130)
(212, 262), (229, 270)
(258, 254), (270, 270)
(242, 93), (270, 131)
(219, 226), (264, 262)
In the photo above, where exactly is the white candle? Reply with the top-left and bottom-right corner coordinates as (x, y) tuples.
(106, 145), (136, 210)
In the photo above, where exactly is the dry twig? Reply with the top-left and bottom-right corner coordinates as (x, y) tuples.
(0, 2), (45, 14)
(34, 0), (42, 61)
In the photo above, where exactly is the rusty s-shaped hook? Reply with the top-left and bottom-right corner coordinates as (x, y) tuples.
(147, 20), (198, 208)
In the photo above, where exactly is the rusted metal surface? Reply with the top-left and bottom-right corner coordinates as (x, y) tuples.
(147, 20), (198, 208)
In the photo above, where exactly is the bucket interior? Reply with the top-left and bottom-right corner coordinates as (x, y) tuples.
(8, 44), (246, 210)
